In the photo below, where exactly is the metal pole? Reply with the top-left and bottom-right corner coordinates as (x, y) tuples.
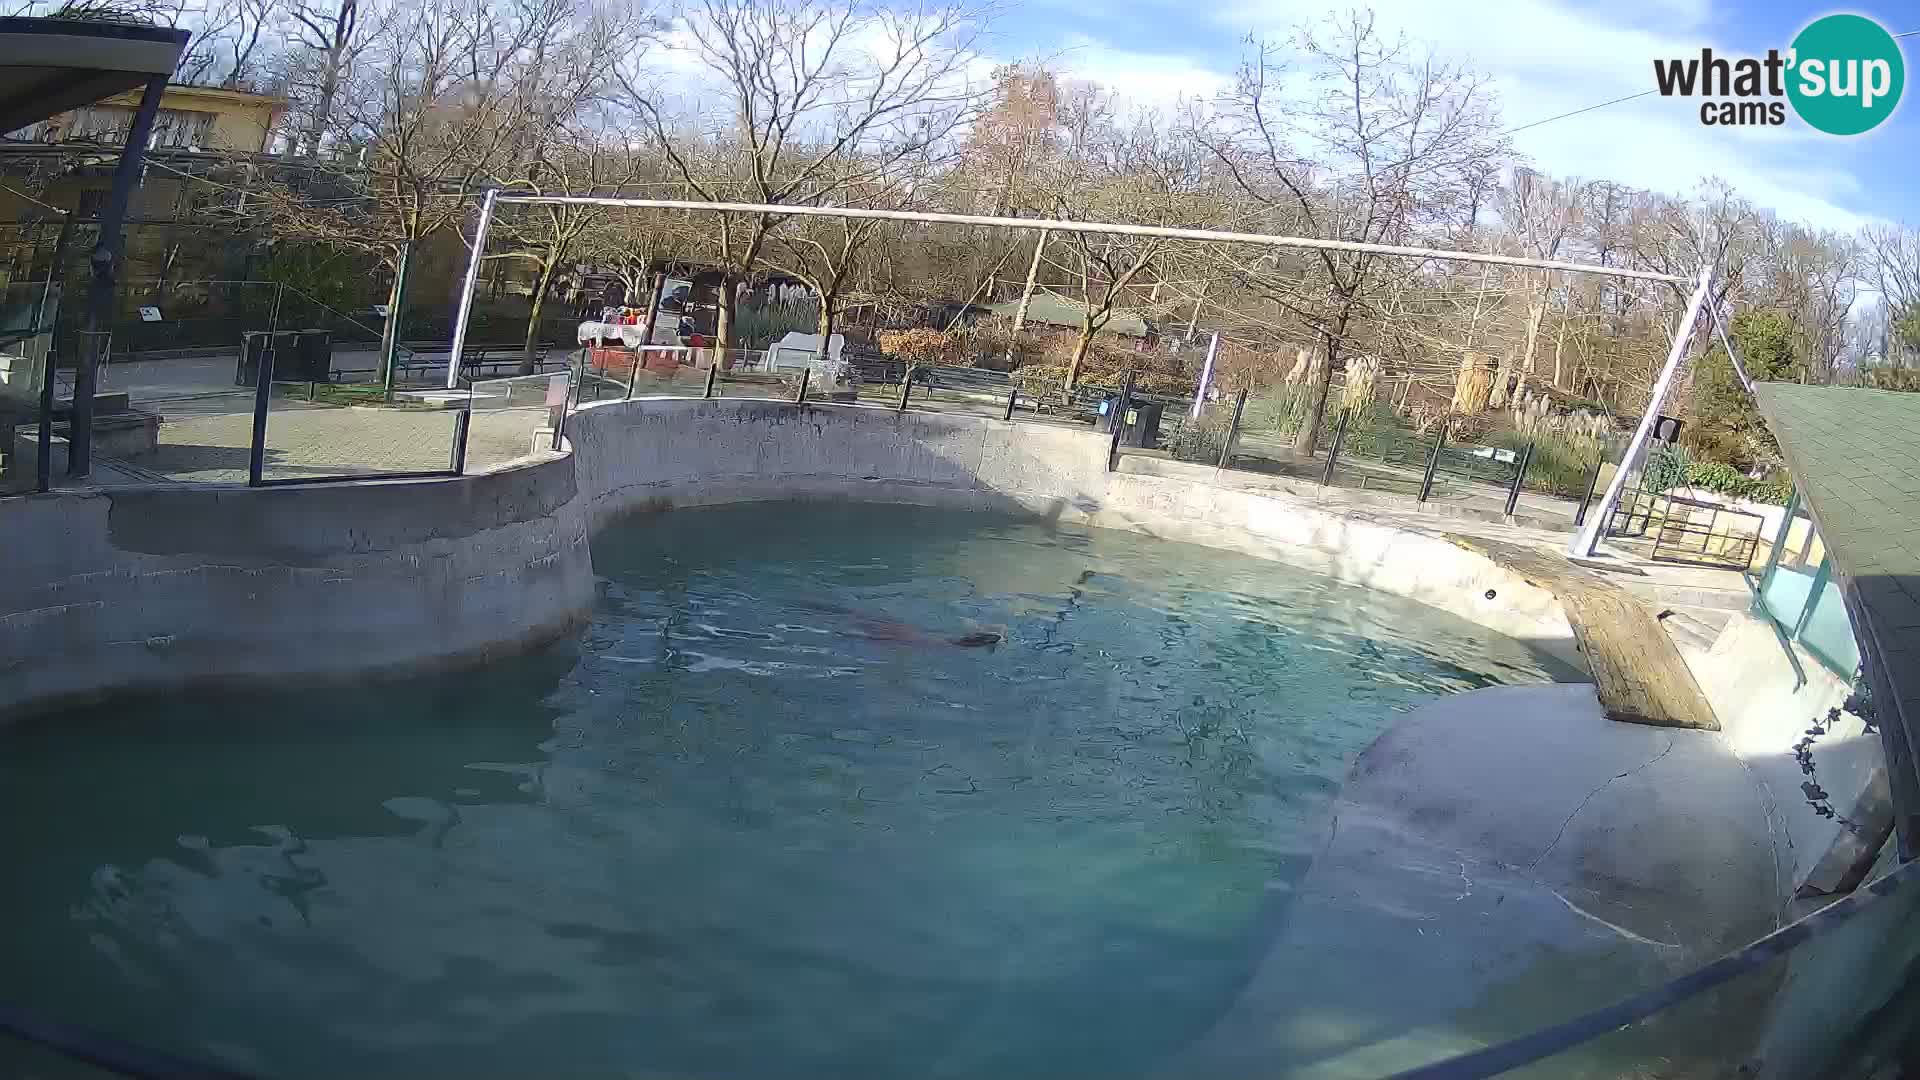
(1003, 386), (1018, 421)
(1217, 388), (1248, 470)
(71, 74), (167, 478)
(1569, 266), (1714, 557)
(1418, 421), (1449, 503)
(444, 188), (499, 389)
(1191, 330), (1219, 420)
(247, 335), (275, 485)
(381, 238), (411, 398)
(703, 364), (717, 399)
(794, 367), (810, 404)
(626, 270), (668, 402)
(1320, 407), (1350, 487)
(497, 196), (1692, 285)
(1573, 457), (1605, 528)
(34, 212), (74, 493)
(1106, 370), (1136, 473)
(1504, 441), (1535, 517)
(897, 366), (913, 411)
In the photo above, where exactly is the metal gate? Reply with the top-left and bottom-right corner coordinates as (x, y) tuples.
(1606, 487), (1763, 568)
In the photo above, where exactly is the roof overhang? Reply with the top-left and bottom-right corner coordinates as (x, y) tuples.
(0, 18), (188, 135)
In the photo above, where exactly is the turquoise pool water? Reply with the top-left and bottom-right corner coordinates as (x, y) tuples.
(0, 503), (1572, 1078)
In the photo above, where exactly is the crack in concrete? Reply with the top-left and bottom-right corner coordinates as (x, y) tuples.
(1529, 735), (1678, 871)
(1549, 888), (1681, 948)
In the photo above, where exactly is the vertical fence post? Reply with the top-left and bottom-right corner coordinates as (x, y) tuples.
(1504, 441), (1535, 517)
(897, 366), (913, 411)
(794, 367), (810, 404)
(703, 364), (718, 399)
(1319, 407), (1350, 487)
(247, 337), (276, 486)
(1417, 420), (1449, 503)
(1106, 370), (1136, 473)
(1217, 388), (1248, 470)
(1003, 385), (1018, 421)
(449, 407), (471, 474)
(34, 211), (75, 493)
(1573, 458), (1605, 528)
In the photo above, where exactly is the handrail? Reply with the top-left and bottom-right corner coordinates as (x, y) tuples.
(1387, 855), (1920, 1079)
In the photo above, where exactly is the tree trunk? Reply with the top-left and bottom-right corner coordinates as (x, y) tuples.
(1293, 329), (1341, 454)
(1520, 283), (1547, 396)
(1063, 320), (1095, 389)
(1490, 350), (1516, 409)
(519, 261), (555, 375)
(1552, 312), (1569, 390)
(815, 297), (835, 359)
(1006, 232), (1048, 365)
(715, 276), (737, 367)
(377, 240), (411, 392)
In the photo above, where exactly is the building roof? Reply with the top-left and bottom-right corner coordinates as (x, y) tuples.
(1754, 382), (1920, 838)
(0, 18), (187, 135)
(987, 293), (1152, 338)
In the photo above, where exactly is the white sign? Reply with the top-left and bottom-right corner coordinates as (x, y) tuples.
(372, 304), (391, 317)
(138, 306), (162, 322)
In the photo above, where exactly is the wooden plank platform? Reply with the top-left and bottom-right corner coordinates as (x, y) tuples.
(1448, 535), (1721, 731)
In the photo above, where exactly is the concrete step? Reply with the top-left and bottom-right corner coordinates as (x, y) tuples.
(1655, 605), (1735, 654)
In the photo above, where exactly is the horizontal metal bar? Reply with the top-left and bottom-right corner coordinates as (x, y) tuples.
(491, 195), (1692, 284)
(253, 469), (459, 487)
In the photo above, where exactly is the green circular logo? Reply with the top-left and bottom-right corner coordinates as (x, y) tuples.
(1787, 14), (1905, 135)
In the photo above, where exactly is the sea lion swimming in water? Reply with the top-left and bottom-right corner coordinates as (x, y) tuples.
(797, 601), (1001, 650)
(844, 614), (1003, 649)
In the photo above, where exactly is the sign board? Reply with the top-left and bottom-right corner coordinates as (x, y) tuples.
(137, 306), (162, 322)
(372, 304), (391, 317)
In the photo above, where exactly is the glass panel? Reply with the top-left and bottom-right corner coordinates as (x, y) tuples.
(1798, 563), (1863, 677)
(466, 371), (566, 470)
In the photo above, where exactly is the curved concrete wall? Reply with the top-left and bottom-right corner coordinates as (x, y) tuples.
(0, 452), (594, 716)
(0, 396), (1577, 717)
(567, 398), (1579, 665)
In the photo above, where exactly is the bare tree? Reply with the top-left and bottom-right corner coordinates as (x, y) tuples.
(286, 0), (365, 158)
(1198, 10), (1507, 452)
(615, 0), (990, 357)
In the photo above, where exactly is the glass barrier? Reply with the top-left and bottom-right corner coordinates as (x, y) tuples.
(1756, 490), (1862, 678)
(257, 335), (460, 483)
(465, 371), (569, 470)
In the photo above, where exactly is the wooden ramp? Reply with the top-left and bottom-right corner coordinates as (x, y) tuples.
(1451, 536), (1721, 731)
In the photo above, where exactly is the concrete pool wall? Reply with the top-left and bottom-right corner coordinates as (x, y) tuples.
(0, 395), (1571, 715)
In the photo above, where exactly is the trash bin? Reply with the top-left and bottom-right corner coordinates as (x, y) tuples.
(292, 329), (333, 383)
(238, 331), (301, 386)
(1125, 401), (1165, 448)
(237, 331), (269, 386)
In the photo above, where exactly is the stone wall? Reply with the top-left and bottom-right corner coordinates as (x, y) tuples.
(0, 396), (1578, 716)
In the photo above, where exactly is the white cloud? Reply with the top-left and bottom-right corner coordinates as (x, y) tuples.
(1052, 36), (1231, 115)
(1016, 0), (1876, 229)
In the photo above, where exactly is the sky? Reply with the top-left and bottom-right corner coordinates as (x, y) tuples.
(986, 0), (1918, 233)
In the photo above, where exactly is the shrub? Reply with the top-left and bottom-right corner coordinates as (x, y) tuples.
(1014, 364), (1190, 395)
(1642, 443), (1693, 492)
(1492, 430), (1601, 497)
(879, 327), (963, 366)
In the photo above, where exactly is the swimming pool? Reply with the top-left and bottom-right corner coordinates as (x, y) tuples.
(0, 502), (1574, 1078)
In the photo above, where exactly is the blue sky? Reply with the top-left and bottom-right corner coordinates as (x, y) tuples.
(982, 0), (1918, 231)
